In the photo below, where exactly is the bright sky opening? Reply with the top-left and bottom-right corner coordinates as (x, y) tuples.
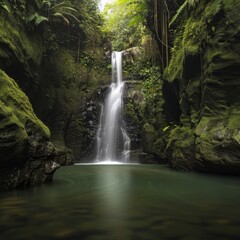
(99, 0), (114, 12)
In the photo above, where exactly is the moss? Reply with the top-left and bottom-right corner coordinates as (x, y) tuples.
(193, 112), (240, 168)
(167, 126), (197, 170)
(142, 123), (156, 153)
(0, 101), (28, 162)
(164, 0), (225, 81)
(125, 100), (142, 127)
(163, 0), (240, 172)
(0, 9), (42, 74)
(0, 70), (50, 138)
(0, 68), (55, 171)
(47, 49), (75, 83)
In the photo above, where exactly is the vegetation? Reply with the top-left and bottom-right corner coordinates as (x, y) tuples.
(101, 0), (147, 50)
(0, 0), (10, 13)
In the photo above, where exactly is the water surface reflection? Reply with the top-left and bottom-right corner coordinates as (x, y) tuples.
(1, 165), (240, 239)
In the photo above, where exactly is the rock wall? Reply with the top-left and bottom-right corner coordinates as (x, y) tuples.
(123, 81), (144, 150)
(29, 49), (110, 161)
(161, 0), (240, 174)
(0, 70), (73, 190)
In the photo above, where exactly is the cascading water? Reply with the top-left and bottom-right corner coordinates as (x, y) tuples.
(96, 51), (130, 162)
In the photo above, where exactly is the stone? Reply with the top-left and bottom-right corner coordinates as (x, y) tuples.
(0, 70), (71, 190)
(162, 0), (240, 174)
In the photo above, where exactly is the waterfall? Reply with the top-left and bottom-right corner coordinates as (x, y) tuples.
(96, 51), (130, 162)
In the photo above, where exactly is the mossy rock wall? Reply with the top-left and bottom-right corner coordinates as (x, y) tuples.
(0, 70), (70, 190)
(0, 0), (42, 90)
(163, 0), (240, 173)
(28, 48), (110, 161)
(123, 81), (144, 150)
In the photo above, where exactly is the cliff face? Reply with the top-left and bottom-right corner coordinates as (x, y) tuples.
(161, 0), (240, 173)
(0, 70), (70, 190)
(29, 48), (109, 161)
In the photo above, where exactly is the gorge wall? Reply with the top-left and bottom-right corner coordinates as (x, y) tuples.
(143, 0), (240, 174)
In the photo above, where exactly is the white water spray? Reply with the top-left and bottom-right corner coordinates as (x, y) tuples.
(96, 51), (130, 162)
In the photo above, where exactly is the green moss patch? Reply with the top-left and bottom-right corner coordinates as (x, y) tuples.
(0, 70), (50, 162)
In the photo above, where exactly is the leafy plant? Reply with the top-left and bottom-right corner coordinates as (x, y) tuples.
(41, 0), (80, 25)
(27, 12), (48, 26)
(141, 65), (163, 127)
(28, 0), (80, 27)
(102, 0), (147, 50)
(0, 1), (10, 14)
(169, 0), (200, 27)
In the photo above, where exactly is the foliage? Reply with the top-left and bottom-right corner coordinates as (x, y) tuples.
(27, 0), (80, 27)
(0, 1), (10, 13)
(169, 0), (200, 27)
(42, 0), (80, 25)
(169, 1), (188, 27)
(141, 66), (163, 127)
(142, 66), (162, 103)
(27, 12), (48, 26)
(72, 0), (103, 45)
(165, 0), (224, 81)
(102, 0), (147, 50)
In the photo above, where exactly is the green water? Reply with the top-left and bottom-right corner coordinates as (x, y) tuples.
(1, 165), (240, 240)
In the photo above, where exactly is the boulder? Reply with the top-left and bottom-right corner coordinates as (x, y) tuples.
(0, 70), (72, 190)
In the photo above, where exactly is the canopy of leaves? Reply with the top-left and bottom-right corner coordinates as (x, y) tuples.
(102, 0), (147, 50)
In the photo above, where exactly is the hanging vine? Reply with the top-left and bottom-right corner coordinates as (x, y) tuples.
(154, 0), (170, 70)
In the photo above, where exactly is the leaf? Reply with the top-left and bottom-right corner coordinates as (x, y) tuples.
(53, 12), (69, 25)
(163, 126), (170, 132)
(27, 13), (48, 26)
(1, 4), (10, 13)
(169, 1), (188, 27)
(61, 11), (80, 23)
(35, 15), (49, 25)
(42, 0), (51, 8)
(61, 6), (78, 13)
(49, 2), (66, 10)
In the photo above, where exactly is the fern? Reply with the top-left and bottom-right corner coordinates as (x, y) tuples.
(61, 11), (80, 23)
(187, 0), (200, 8)
(169, 0), (200, 27)
(28, 13), (48, 26)
(169, 1), (188, 27)
(0, 2), (10, 13)
(43, 0), (80, 25)
(53, 12), (69, 25)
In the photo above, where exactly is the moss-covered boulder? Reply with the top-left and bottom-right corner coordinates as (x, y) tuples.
(0, 1), (42, 91)
(195, 114), (240, 173)
(167, 126), (197, 170)
(0, 70), (66, 190)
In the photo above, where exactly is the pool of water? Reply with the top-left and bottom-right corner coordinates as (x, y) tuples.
(1, 164), (240, 240)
